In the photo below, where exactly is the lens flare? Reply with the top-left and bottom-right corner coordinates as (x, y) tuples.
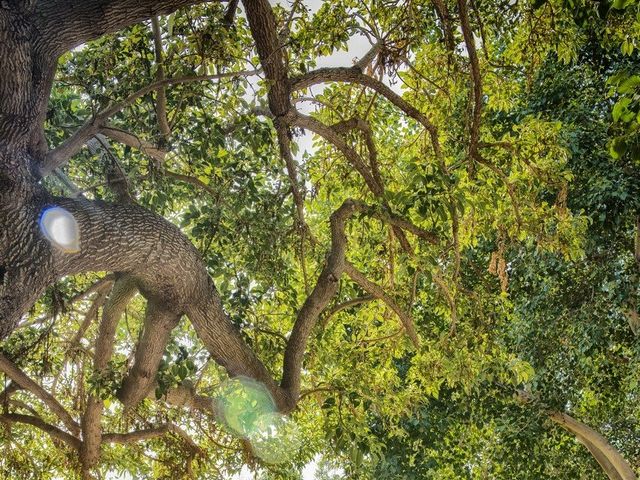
(217, 377), (276, 438)
(216, 377), (301, 463)
(39, 206), (80, 253)
(248, 412), (302, 464)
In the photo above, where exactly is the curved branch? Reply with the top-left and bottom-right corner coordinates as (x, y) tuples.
(281, 199), (431, 399)
(291, 112), (381, 194)
(343, 262), (420, 347)
(0, 413), (81, 450)
(0, 352), (79, 435)
(41, 70), (259, 175)
(549, 412), (637, 480)
(319, 295), (375, 330)
(291, 68), (442, 162)
(332, 117), (383, 193)
(280, 201), (357, 400)
(101, 127), (167, 163)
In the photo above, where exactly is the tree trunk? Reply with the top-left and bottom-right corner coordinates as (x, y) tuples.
(0, 0), (294, 415)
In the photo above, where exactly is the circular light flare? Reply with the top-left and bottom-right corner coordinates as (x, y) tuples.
(249, 412), (301, 464)
(39, 206), (80, 253)
(216, 377), (302, 464)
(217, 377), (276, 438)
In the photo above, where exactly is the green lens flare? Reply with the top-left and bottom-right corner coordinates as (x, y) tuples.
(249, 412), (302, 464)
(217, 377), (276, 438)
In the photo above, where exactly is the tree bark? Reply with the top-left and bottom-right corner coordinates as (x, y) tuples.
(117, 303), (180, 408)
(35, 0), (216, 55)
(549, 411), (637, 480)
(81, 277), (137, 473)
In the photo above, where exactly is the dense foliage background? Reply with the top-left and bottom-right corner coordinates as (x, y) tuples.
(1, 0), (639, 478)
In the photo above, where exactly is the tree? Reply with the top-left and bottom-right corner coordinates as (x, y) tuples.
(0, 0), (638, 478)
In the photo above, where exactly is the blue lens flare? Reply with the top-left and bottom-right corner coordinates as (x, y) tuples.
(39, 206), (80, 253)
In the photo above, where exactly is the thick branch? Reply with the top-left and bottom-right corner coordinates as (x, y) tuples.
(578, 434), (624, 480)
(343, 262), (420, 347)
(223, 0), (240, 27)
(241, 0), (291, 117)
(0, 413), (81, 450)
(281, 196), (438, 399)
(37, 0), (215, 55)
(0, 352), (79, 435)
(549, 412), (637, 480)
(118, 302), (180, 408)
(280, 201), (357, 400)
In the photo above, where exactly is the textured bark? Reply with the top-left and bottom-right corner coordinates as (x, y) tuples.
(241, 0), (291, 118)
(49, 198), (285, 403)
(36, 0), (216, 55)
(0, 5), (56, 154)
(0, 1), (436, 474)
(279, 201), (355, 399)
(117, 303), (180, 408)
(81, 277), (137, 473)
